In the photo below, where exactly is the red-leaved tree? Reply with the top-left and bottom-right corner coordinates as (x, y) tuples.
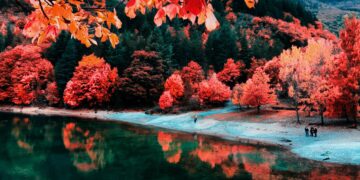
(217, 58), (244, 88)
(198, 73), (231, 105)
(164, 72), (184, 100)
(241, 67), (276, 113)
(159, 91), (174, 110)
(63, 54), (119, 108)
(0, 45), (59, 105)
(231, 83), (245, 109)
(336, 16), (360, 124)
(181, 61), (205, 84)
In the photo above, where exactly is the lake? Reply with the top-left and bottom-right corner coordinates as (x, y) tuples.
(0, 112), (358, 179)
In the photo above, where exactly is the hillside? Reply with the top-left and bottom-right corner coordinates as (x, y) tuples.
(303, 0), (360, 34)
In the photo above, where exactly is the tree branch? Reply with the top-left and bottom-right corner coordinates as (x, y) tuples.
(38, 0), (49, 19)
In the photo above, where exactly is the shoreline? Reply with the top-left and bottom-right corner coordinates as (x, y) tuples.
(0, 105), (359, 166)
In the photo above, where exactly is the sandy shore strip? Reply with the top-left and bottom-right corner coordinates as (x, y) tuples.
(0, 105), (359, 165)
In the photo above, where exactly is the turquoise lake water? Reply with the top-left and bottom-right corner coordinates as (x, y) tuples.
(0, 112), (358, 179)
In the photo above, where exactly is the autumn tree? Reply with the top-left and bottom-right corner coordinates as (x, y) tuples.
(245, 58), (266, 79)
(180, 60), (205, 95)
(278, 38), (340, 123)
(278, 45), (305, 123)
(159, 91), (174, 110)
(119, 50), (166, 106)
(0, 45), (59, 105)
(231, 83), (245, 110)
(337, 16), (360, 125)
(198, 73), (231, 105)
(263, 57), (281, 88)
(164, 72), (184, 100)
(241, 67), (276, 113)
(217, 58), (244, 88)
(63, 54), (119, 108)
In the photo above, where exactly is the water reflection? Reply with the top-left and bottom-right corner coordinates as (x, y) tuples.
(0, 113), (359, 179)
(62, 122), (114, 172)
(11, 117), (33, 152)
(157, 131), (182, 164)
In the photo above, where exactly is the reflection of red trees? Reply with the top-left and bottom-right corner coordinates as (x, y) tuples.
(157, 131), (182, 164)
(11, 117), (33, 152)
(62, 122), (109, 172)
(191, 137), (275, 178)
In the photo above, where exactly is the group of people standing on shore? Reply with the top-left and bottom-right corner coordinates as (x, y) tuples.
(305, 126), (318, 137)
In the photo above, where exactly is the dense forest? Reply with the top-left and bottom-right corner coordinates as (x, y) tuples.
(0, 0), (359, 125)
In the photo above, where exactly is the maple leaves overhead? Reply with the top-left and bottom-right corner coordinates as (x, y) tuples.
(24, 0), (122, 48)
(23, 0), (257, 48)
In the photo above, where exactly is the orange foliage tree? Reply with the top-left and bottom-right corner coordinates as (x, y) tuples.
(159, 91), (174, 110)
(231, 83), (245, 109)
(279, 38), (340, 123)
(181, 61), (205, 84)
(217, 58), (244, 88)
(22, 0), (257, 48)
(164, 72), (184, 100)
(63, 54), (119, 108)
(336, 16), (360, 124)
(0, 45), (59, 105)
(241, 67), (275, 113)
(198, 73), (231, 105)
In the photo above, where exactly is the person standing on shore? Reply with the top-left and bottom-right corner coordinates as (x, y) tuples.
(314, 127), (318, 137)
(194, 114), (198, 123)
(305, 127), (309, 136)
(310, 127), (314, 136)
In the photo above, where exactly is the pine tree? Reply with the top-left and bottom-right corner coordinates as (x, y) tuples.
(172, 29), (191, 68)
(4, 23), (13, 48)
(0, 33), (5, 52)
(239, 35), (251, 68)
(103, 40), (127, 73)
(205, 23), (238, 71)
(54, 39), (81, 100)
(146, 28), (173, 74)
(188, 29), (205, 67)
(44, 31), (70, 64)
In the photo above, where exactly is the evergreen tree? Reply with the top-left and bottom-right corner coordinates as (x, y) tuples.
(172, 29), (191, 68)
(0, 33), (5, 52)
(54, 39), (81, 100)
(103, 39), (127, 73)
(146, 28), (173, 75)
(188, 29), (205, 67)
(4, 23), (13, 48)
(205, 23), (238, 71)
(44, 31), (70, 64)
(239, 35), (251, 68)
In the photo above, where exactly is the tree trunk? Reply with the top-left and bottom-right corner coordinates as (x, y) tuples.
(344, 106), (350, 123)
(353, 104), (357, 127)
(238, 104), (242, 111)
(257, 105), (260, 114)
(295, 101), (300, 124)
(320, 109), (324, 126)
